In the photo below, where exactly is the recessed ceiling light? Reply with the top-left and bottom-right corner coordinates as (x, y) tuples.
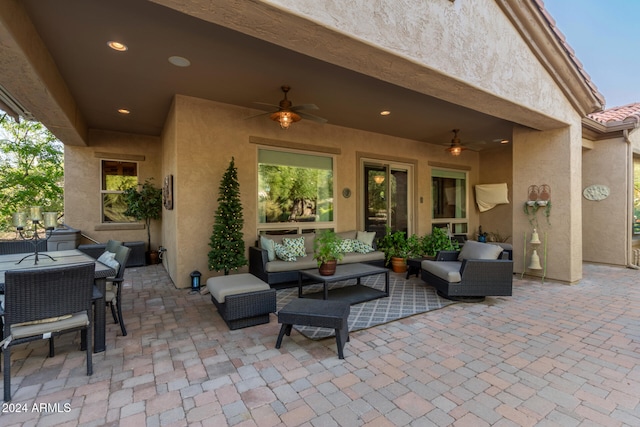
(107, 41), (128, 52)
(117, 108), (130, 115)
(500, 139), (509, 144)
(168, 56), (191, 67)
(380, 110), (391, 116)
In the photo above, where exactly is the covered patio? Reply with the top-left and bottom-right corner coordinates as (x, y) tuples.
(3, 263), (638, 425)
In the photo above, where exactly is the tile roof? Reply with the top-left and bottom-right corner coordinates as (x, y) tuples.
(587, 103), (640, 124)
(534, 0), (606, 109)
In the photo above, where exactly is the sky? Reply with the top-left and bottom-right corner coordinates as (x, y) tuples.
(543, 0), (640, 110)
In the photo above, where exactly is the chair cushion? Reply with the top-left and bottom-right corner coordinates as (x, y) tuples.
(11, 312), (89, 339)
(206, 274), (270, 303)
(421, 260), (462, 283)
(457, 240), (503, 261)
(97, 251), (120, 274)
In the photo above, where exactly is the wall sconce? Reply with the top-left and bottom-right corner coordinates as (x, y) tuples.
(446, 129), (465, 156)
(373, 175), (385, 184)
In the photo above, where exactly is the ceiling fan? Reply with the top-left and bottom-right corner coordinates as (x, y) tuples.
(252, 85), (327, 129)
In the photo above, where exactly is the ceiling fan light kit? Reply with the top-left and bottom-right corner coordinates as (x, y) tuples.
(446, 128), (465, 156)
(254, 85), (327, 130)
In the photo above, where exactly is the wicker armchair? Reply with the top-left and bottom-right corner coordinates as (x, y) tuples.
(421, 241), (513, 301)
(1, 263), (95, 402)
(105, 244), (131, 336)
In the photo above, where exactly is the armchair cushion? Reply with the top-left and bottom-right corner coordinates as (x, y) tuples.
(457, 240), (503, 261)
(421, 260), (462, 283)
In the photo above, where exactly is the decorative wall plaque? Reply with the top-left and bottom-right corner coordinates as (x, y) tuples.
(583, 184), (609, 201)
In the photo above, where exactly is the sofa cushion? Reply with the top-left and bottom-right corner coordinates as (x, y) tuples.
(421, 260), (462, 283)
(340, 251), (384, 264)
(283, 236), (306, 257)
(260, 236), (276, 261)
(265, 257), (318, 272)
(336, 230), (357, 240)
(351, 239), (375, 254)
(274, 242), (297, 262)
(458, 240), (503, 261)
(356, 231), (376, 246)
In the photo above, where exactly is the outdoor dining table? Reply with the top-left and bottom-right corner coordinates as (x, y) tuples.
(0, 249), (115, 353)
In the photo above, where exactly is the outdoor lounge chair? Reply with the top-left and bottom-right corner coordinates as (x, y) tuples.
(421, 240), (513, 301)
(1, 263), (95, 401)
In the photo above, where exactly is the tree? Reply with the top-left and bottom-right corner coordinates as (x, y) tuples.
(208, 157), (247, 275)
(0, 113), (64, 232)
(122, 179), (162, 251)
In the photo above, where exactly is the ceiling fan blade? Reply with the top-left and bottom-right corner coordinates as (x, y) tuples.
(291, 103), (319, 111)
(245, 111), (273, 120)
(252, 101), (280, 111)
(298, 111), (328, 123)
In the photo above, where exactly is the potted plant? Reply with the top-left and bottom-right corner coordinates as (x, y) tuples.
(123, 178), (163, 264)
(313, 229), (344, 275)
(376, 226), (409, 273)
(422, 227), (459, 257)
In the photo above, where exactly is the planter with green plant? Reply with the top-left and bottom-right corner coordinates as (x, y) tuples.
(123, 178), (163, 264)
(422, 227), (459, 257)
(376, 226), (409, 272)
(313, 229), (344, 275)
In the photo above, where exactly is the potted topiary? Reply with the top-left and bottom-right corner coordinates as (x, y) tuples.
(313, 229), (344, 276)
(123, 178), (163, 264)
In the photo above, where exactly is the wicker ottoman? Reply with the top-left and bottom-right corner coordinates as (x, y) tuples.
(276, 298), (350, 359)
(206, 274), (276, 330)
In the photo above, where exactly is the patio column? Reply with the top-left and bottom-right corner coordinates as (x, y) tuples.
(512, 124), (582, 284)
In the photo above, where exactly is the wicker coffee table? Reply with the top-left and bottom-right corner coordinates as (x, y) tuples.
(298, 263), (389, 304)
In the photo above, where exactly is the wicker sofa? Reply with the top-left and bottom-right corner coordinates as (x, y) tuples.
(249, 230), (385, 286)
(421, 240), (513, 300)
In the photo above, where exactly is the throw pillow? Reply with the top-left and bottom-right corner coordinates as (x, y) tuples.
(97, 251), (120, 275)
(336, 238), (354, 253)
(356, 231), (376, 247)
(274, 242), (297, 262)
(457, 240), (503, 261)
(351, 239), (375, 254)
(283, 236), (306, 257)
(260, 235), (276, 262)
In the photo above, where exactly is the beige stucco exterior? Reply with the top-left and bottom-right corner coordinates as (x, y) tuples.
(1, 0), (605, 288)
(582, 119), (640, 267)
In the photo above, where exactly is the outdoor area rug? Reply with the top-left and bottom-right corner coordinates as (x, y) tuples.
(276, 273), (455, 339)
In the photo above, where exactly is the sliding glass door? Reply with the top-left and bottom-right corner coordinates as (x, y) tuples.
(363, 161), (412, 238)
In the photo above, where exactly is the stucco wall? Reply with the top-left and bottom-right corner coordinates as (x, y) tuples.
(64, 130), (162, 248)
(582, 139), (629, 265)
(478, 145), (514, 243)
(164, 95), (486, 288)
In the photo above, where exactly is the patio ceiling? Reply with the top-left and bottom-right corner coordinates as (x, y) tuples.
(16, 0), (517, 151)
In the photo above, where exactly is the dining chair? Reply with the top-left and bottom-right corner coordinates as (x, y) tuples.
(105, 244), (131, 336)
(1, 263), (95, 402)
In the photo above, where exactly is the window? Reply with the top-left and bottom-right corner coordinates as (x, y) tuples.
(258, 149), (333, 227)
(101, 160), (138, 222)
(432, 168), (468, 234)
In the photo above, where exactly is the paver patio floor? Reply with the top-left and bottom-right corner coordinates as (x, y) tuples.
(2, 262), (639, 426)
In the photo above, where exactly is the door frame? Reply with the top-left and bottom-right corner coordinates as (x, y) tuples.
(356, 152), (417, 235)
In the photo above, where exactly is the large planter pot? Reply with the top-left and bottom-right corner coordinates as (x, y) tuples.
(391, 256), (407, 273)
(146, 250), (160, 265)
(318, 260), (337, 276)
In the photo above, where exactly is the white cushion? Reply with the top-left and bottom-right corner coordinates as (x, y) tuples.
(356, 231), (376, 246)
(11, 312), (89, 339)
(457, 240), (503, 261)
(97, 251), (120, 274)
(206, 274), (270, 303)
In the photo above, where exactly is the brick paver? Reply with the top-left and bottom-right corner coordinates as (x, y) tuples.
(2, 263), (639, 426)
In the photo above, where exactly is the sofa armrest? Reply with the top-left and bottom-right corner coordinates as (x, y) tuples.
(249, 246), (269, 283)
(435, 250), (460, 261)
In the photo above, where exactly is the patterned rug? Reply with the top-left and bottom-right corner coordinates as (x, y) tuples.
(276, 273), (455, 339)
